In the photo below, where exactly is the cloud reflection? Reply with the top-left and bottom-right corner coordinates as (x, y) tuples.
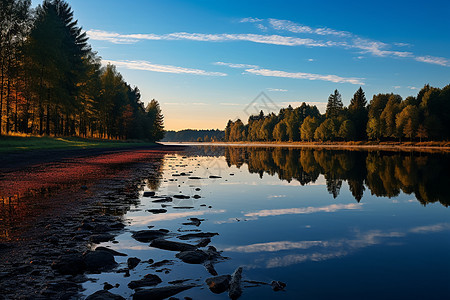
(131, 209), (226, 226)
(245, 203), (362, 218)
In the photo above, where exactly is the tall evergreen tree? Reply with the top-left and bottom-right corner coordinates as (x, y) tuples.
(326, 89), (343, 118)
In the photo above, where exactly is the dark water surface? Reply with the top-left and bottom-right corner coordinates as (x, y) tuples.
(83, 146), (450, 299)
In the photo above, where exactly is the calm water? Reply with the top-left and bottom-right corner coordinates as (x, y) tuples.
(83, 146), (450, 299)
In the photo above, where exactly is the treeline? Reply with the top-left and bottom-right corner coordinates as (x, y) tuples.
(0, 0), (164, 140)
(162, 129), (224, 142)
(224, 147), (449, 206)
(225, 84), (450, 142)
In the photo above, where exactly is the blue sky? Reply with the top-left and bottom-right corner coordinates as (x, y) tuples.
(34, 0), (450, 130)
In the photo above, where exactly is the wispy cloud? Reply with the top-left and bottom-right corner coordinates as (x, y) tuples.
(415, 55), (450, 67)
(239, 18), (449, 67)
(214, 61), (259, 69)
(268, 18), (352, 38)
(245, 68), (364, 85)
(88, 18), (450, 67)
(102, 59), (227, 76)
(88, 30), (329, 47)
(267, 88), (288, 92)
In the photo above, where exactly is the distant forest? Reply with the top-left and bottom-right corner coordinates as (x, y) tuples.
(0, 0), (164, 140)
(225, 84), (450, 142)
(162, 129), (225, 142)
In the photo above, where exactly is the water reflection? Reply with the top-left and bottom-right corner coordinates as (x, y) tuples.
(197, 147), (450, 206)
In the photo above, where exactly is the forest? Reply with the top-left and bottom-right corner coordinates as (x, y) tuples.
(0, 0), (164, 140)
(162, 129), (225, 142)
(225, 84), (450, 143)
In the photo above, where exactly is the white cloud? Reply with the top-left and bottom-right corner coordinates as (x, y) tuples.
(245, 68), (365, 85)
(239, 17), (263, 23)
(415, 55), (450, 67)
(269, 18), (352, 38)
(267, 88), (288, 92)
(393, 86), (401, 89)
(102, 59), (227, 76)
(214, 61), (259, 69)
(88, 20), (450, 67)
(407, 86), (419, 90)
(307, 58), (315, 62)
(88, 30), (328, 47)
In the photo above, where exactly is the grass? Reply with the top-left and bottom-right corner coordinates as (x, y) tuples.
(0, 135), (157, 153)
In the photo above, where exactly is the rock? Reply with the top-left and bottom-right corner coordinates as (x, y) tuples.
(95, 247), (127, 257)
(90, 233), (115, 244)
(182, 218), (204, 226)
(143, 191), (155, 197)
(173, 195), (190, 199)
(196, 238), (211, 248)
(86, 290), (125, 300)
(270, 280), (286, 291)
(209, 175), (222, 179)
(150, 260), (173, 268)
(147, 209), (167, 214)
(150, 239), (197, 252)
(132, 284), (196, 300)
(103, 283), (114, 290)
(173, 206), (194, 209)
(176, 250), (209, 264)
(51, 253), (86, 275)
(127, 257), (141, 269)
(178, 232), (218, 240)
(188, 176), (201, 179)
(128, 274), (162, 289)
(131, 230), (166, 242)
(228, 267), (243, 300)
(84, 250), (117, 272)
(205, 275), (231, 294)
(205, 261), (218, 276)
(195, 188), (201, 191)
(152, 197), (172, 203)
(193, 195), (201, 199)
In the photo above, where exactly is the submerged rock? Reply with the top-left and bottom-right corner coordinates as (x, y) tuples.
(51, 253), (86, 275)
(86, 290), (125, 300)
(228, 267), (243, 300)
(173, 195), (190, 199)
(90, 233), (115, 244)
(84, 250), (117, 272)
(178, 232), (218, 240)
(127, 257), (141, 269)
(182, 218), (204, 226)
(147, 209), (168, 214)
(205, 275), (231, 294)
(270, 280), (286, 291)
(131, 230), (166, 242)
(95, 247), (127, 257)
(152, 197), (173, 203)
(128, 274), (162, 289)
(176, 250), (209, 264)
(150, 239), (197, 252)
(132, 284), (196, 300)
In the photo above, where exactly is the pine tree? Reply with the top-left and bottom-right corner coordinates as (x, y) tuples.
(326, 89), (343, 118)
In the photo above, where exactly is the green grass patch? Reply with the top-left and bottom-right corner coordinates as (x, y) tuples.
(0, 135), (157, 153)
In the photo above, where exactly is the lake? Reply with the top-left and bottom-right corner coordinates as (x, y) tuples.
(82, 146), (450, 299)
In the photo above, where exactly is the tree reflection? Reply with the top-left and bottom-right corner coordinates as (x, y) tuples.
(223, 147), (450, 206)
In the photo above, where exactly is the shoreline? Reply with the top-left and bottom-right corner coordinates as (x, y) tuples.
(162, 141), (450, 153)
(0, 147), (182, 299)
